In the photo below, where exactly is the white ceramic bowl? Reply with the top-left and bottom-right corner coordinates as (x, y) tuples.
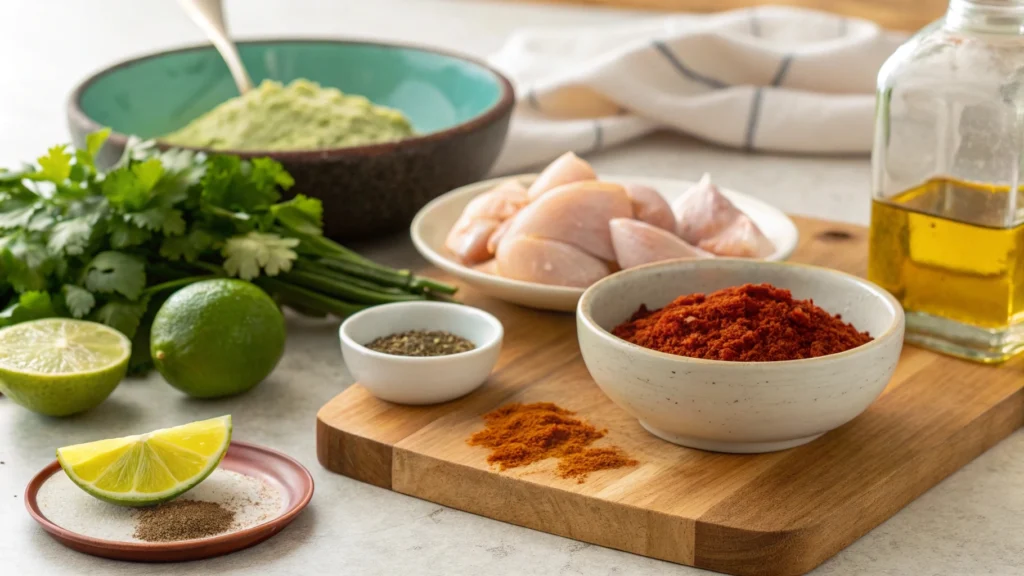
(577, 259), (905, 454)
(339, 302), (503, 405)
(410, 174), (799, 312)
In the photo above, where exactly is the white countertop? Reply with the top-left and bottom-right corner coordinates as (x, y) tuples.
(2, 1), (1022, 574)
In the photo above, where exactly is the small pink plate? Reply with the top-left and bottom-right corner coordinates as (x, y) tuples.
(25, 441), (314, 562)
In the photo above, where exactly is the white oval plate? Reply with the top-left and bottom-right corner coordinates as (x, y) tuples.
(410, 174), (799, 312)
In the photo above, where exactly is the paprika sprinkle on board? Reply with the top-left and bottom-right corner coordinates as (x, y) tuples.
(612, 283), (872, 362)
(467, 402), (637, 483)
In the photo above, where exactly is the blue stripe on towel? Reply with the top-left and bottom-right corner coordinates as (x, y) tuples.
(590, 121), (604, 153)
(749, 10), (761, 37)
(652, 40), (728, 89)
(745, 88), (764, 151)
(771, 55), (793, 87)
(526, 88), (542, 111)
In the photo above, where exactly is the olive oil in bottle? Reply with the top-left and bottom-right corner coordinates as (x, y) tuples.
(868, 177), (1024, 362)
(868, 0), (1024, 362)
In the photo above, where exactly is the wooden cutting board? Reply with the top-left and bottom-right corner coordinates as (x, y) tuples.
(316, 216), (1024, 576)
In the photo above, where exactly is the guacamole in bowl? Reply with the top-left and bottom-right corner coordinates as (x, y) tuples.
(67, 39), (514, 241)
(161, 79), (416, 151)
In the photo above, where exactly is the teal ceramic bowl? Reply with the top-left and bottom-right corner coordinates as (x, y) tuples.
(68, 39), (514, 240)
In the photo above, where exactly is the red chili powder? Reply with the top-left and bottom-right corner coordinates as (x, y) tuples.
(611, 283), (872, 362)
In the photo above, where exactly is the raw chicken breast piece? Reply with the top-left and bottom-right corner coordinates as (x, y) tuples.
(500, 180), (632, 262)
(623, 184), (674, 231)
(446, 219), (500, 264)
(698, 215), (775, 258)
(474, 259), (500, 275)
(445, 180), (529, 264)
(462, 179), (528, 221)
(610, 218), (711, 270)
(527, 152), (597, 201)
(672, 173), (742, 245)
(496, 236), (609, 288)
(486, 217), (515, 255)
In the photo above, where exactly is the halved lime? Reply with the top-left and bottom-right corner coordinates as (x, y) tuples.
(57, 415), (233, 506)
(0, 318), (131, 416)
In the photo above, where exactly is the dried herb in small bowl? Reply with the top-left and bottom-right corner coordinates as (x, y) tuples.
(366, 330), (476, 357)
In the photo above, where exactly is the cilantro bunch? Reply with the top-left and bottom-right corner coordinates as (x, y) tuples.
(0, 130), (456, 372)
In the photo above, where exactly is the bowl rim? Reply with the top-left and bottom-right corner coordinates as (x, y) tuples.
(339, 300), (504, 364)
(577, 258), (905, 368)
(67, 37), (516, 161)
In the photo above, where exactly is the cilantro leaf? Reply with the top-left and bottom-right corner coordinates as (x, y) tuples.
(151, 177), (191, 209)
(71, 162), (93, 183)
(125, 206), (185, 235)
(109, 219), (152, 248)
(35, 145), (72, 183)
(64, 195), (107, 221)
(160, 227), (216, 261)
(271, 194), (323, 236)
(70, 129), (111, 182)
(102, 167), (149, 211)
(86, 128), (112, 159)
(0, 202), (39, 230)
(125, 207), (167, 231)
(26, 209), (56, 232)
(250, 157), (294, 191)
(131, 157), (164, 192)
(62, 284), (96, 318)
(48, 216), (93, 255)
(102, 159), (163, 212)
(161, 209), (187, 236)
(201, 155), (283, 215)
(154, 148), (205, 206)
(222, 232), (299, 280)
(91, 297), (148, 338)
(84, 251), (146, 301)
(0, 291), (56, 327)
(0, 234), (52, 291)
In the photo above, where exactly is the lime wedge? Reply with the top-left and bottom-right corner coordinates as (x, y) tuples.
(0, 318), (131, 416)
(57, 415), (233, 506)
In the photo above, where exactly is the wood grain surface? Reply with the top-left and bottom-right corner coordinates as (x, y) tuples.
(508, 0), (947, 31)
(317, 216), (1024, 576)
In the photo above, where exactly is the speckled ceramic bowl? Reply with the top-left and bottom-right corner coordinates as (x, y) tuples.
(577, 259), (905, 454)
(67, 39), (514, 240)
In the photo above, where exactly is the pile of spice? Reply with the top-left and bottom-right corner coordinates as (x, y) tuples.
(134, 500), (235, 542)
(612, 283), (872, 362)
(366, 329), (476, 357)
(468, 402), (637, 483)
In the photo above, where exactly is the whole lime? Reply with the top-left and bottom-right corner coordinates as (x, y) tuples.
(151, 279), (285, 398)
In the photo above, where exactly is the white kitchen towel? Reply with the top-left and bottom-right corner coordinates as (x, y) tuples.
(488, 6), (909, 174)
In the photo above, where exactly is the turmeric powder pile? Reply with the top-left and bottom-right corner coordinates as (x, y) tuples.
(467, 402), (636, 483)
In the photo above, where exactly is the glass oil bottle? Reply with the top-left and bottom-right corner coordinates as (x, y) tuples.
(869, 0), (1024, 362)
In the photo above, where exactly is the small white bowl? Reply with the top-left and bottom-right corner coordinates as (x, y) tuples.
(577, 259), (904, 454)
(339, 301), (503, 405)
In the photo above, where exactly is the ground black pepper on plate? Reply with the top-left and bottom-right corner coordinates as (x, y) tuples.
(365, 330), (476, 357)
(133, 500), (235, 542)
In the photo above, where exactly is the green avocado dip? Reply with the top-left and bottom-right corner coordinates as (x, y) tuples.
(161, 79), (416, 151)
